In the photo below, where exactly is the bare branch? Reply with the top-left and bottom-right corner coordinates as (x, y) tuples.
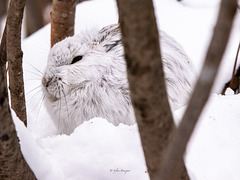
(50, 0), (77, 47)
(0, 0), (8, 18)
(116, 0), (189, 179)
(159, 0), (237, 179)
(0, 64), (36, 179)
(7, 0), (27, 125)
(0, 1), (35, 177)
(222, 41), (240, 94)
(25, 0), (51, 36)
(229, 42), (240, 89)
(0, 0), (8, 38)
(0, 26), (7, 65)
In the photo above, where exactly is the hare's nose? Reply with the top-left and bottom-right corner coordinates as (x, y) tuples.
(42, 76), (50, 87)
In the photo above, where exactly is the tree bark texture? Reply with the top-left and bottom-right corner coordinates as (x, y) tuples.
(159, 0), (237, 180)
(116, 0), (189, 179)
(0, 27), (7, 65)
(0, 23), (36, 179)
(50, 0), (76, 47)
(7, 0), (27, 125)
(0, 66), (36, 179)
(0, 0), (8, 38)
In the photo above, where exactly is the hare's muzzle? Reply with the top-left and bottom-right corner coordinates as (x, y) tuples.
(42, 76), (47, 87)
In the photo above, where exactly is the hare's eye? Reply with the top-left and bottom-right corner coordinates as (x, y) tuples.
(71, 56), (83, 64)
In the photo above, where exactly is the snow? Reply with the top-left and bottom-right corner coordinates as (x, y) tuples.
(10, 0), (240, 179)
(37, 119), (148, 180)
(14, 114), (148, 180)
(185, 94), (240, 180)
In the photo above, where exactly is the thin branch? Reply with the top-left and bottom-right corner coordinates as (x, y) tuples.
(230, 42), (240, 88)
(50, 0), (77, 47)
(222, 41), (240, 94)
(7, 0), (27, 125)
(0, 64), (36, 179)
(0, 26), (7, 65)
(116, 0), (189, 179)
(159, 0), (237, 179)
(25, 0), (51, 36)
(0, 0), (36, 177)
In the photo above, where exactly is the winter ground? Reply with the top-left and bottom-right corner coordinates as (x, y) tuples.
(12, 0), (240, 179)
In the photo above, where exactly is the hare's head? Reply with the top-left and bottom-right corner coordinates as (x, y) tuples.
(42, 24), (126, 101)
(41, 25), (134, 134)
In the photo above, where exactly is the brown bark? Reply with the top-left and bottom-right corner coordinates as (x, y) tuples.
(0, 65), (36, 179)
(0, 27), (7, 65)
(50, 0), (77, 47)
(6, 0), (27, 125)
(229, 42), (240, 89)
(0, 0), (8, 38)
(0, 5), (35, 177)
(159, 0), (237, 180)
(0, 0), (8, 18)
(116, 0), (189, 179)
(26, 0), (51, 36)
(222, 42), (240, 94)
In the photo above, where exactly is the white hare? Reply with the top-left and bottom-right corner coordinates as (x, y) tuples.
(42, 24), (196, 134)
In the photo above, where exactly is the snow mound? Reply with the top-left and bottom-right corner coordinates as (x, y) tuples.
(14, 116), (149, 180)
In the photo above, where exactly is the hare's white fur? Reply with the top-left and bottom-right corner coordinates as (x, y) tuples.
(42, 24), (196, 134)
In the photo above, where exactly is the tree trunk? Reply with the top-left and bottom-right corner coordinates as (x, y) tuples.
(116, 0), (189, 179)
(50, 0), (76, 47)
(7, 0), (27, 125)
(0, 67), (36, 179)
(159, 0), (237, 179)
(0, 0), (36, 178)
(0, 0), (8, 38)
(0, 0), (8, 18)
(0, 27), (7, 65)
(25, 0), (51, 36)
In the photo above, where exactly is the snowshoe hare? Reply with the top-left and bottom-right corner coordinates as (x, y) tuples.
(42, 24), (196, 134)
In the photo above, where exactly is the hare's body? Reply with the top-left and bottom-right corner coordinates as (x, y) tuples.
(42, 24), (195, 134)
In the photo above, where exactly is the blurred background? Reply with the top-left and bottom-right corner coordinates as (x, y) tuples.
(0, 0), (52, 39)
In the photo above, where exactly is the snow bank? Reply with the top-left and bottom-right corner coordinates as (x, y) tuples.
(186, 93), (240, 180)
(13, 115), (148, 180)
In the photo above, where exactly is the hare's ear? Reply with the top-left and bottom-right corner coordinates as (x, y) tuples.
(99, 24), (122, 52)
